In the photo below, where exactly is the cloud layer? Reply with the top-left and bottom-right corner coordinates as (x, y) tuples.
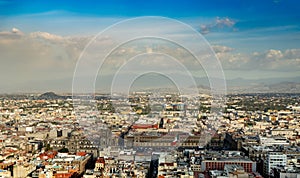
(0, 28), (91, 91)
(215, 47), (300, 71)
(0, 27), (299, 92)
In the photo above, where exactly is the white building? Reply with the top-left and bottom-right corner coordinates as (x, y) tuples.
(264, 152), (287, 176)
(259, 136), (290, 146)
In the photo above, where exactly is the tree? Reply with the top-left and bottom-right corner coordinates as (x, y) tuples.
(58, 147), (69, 153)
(45, 144), (52, 151)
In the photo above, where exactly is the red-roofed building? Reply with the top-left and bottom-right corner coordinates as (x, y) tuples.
(54, 172), (73, 178)
(76, 151), (87, 156)
(94, 157), (105, 171)
(39, 151), (58, 160)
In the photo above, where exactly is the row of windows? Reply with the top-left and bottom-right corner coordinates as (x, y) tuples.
(269, 159), (286, 161)
(205, 162), (252, 172)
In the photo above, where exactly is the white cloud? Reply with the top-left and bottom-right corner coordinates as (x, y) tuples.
(200, 25), (210, 34)
(212, 45), (234, 53)
(200, 17), (236, 34)
(265, 49), (283, 59)
(0, 27), (24, 38)
(29, 31), (64, 41)
(11, 27), (22, 34)
(216, 47), (300, 71)
(216, 17), (236, 28)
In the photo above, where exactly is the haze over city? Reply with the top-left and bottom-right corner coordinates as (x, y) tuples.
(0, 0), (300, 93)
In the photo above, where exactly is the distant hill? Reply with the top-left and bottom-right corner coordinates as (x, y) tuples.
(38, 92), (66, 100)
(2, 73), (299, 94)
(227, 81), (300, 94)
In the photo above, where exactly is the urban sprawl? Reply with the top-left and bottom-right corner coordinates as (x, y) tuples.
(0, 92), (300, 178)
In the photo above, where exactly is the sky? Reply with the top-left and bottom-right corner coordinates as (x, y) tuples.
(0, 0), (300, 93)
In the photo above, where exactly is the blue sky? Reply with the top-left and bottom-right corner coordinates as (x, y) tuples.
(1, 0), (299, 18)
(0, 0), (300, 92)
(1, 0), (299, 50)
